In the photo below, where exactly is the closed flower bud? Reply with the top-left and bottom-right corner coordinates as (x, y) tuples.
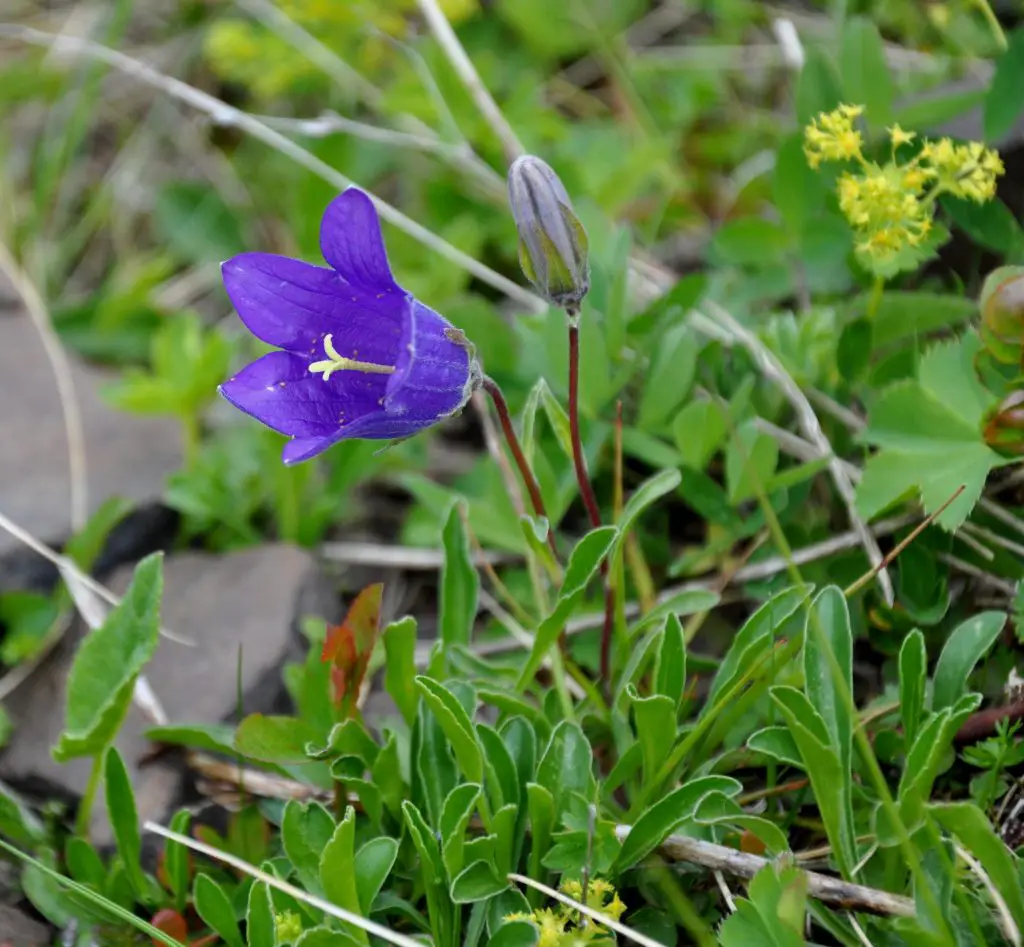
(981, 266), (1024, 364)
(507, 155), (589, 311)
(984, 390), (1024, 456)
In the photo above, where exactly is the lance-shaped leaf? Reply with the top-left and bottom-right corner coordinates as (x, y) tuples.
(322, 583), (383, 717)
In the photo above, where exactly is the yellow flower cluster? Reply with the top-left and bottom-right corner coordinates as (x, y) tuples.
(507, 879), (626, 947)
(803, 104), (1004, 270)
(804, 104), (865, 168)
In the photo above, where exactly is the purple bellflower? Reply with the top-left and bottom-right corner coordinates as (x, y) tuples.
(219, 188), (480, 464)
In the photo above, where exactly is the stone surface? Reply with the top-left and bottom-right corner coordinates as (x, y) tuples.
(0, 905), (49, 947)
(0, 306), (182, 557)
(0, 544), (336, 839)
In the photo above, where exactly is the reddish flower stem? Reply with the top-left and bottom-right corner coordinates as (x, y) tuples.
(567, 318), (616, 686)
(482, 375), (559, 560)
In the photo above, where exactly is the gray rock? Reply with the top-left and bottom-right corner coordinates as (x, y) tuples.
(0, 905), (49, 947)
(0, 544), (335, 840)
(0, 307), (182, 558)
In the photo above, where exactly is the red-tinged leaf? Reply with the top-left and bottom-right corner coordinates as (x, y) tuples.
(190, 936), (220, 947)
(151, 908), (188, 945)
(321, 583), (384, 717)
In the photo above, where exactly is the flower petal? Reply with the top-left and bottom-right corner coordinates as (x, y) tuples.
(320, 189), (399, 291)
(222, 252), (403, 362)
(280, 414), (434, 465)
(384, 301), (472, 423)
(219, 351), (388, 437)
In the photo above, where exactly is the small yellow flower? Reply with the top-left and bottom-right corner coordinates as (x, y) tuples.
(926, 137), (1004, 202)
(803, 104), (865, 168)
(888, 124), (916, 148)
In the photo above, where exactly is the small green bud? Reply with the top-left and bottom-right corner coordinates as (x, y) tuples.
(507, 155), (589, 311)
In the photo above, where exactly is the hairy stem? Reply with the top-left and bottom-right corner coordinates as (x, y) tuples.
(567, 318), (616, 685)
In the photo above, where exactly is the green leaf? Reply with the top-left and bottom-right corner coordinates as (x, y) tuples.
(478, 724), (519, 812)
(857, 376), (1005, 530)
(705, 585), (810, 711)
(440, 500), (479, 652)
(885, 694), (981, 839)
(774, 133), (825, 234)
(64, 836), (104, 888)
(654, 614), (686, 711)
(709, 219), (790, 268)
(930, 802), (1024, 933)
(771, 686), (855, 877)
(234, 715), (319, 765)
(103, 747), (145, 899)
(795, 48), (843, 125)
(295, 929), (362, 947)
(536, 722), (595, 823)
(450, 860), (509, 903)
(614, 775), (742, 871)
(919, 334), (996, 430)
(628, 688), (677, 784)
(941, 195), (1024, 258)
(693, 792), (790, 855)
(718, 863), (807, 947)
(747, 727), (802, 768)
(674, 397), (727, 471)
(54, 554), (163, 761)
(638, 324), (697, 431)
(517, 526), (618, 687)
(282, 800), (335, 894)
(526, 784), (554, 897)
(612, 469), (682, 569)
(898, 630), (927, 749)
(145, 723), (237, 756)
(932, 612), (1006, 711)
(401, 801), (453, 947)
(837, 318), (872, 383)
(870, 292), (976, 348)
(320, 806), (366, 942)
(725, 419), (779, 504)
(840, 18), (893, 125)
(488, 920), (539, 947)
(0, 780), (43, 848)
(984, 27), (1024, 142)
(154, 181), (245, 266)
(246, 883), (275, 947)
(416, 676), (483, 785)
(383, 616), (418, 727)
(194, 874), (244, 947)
(802, 588), (853, 779)
(441, 783), (482, 878)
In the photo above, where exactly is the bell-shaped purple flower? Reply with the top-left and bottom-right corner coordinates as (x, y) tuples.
(219, 188), (480, 464)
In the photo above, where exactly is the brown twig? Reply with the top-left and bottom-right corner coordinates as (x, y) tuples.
(955, 699), (1024, 744)
(843, 485), (966, 598)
